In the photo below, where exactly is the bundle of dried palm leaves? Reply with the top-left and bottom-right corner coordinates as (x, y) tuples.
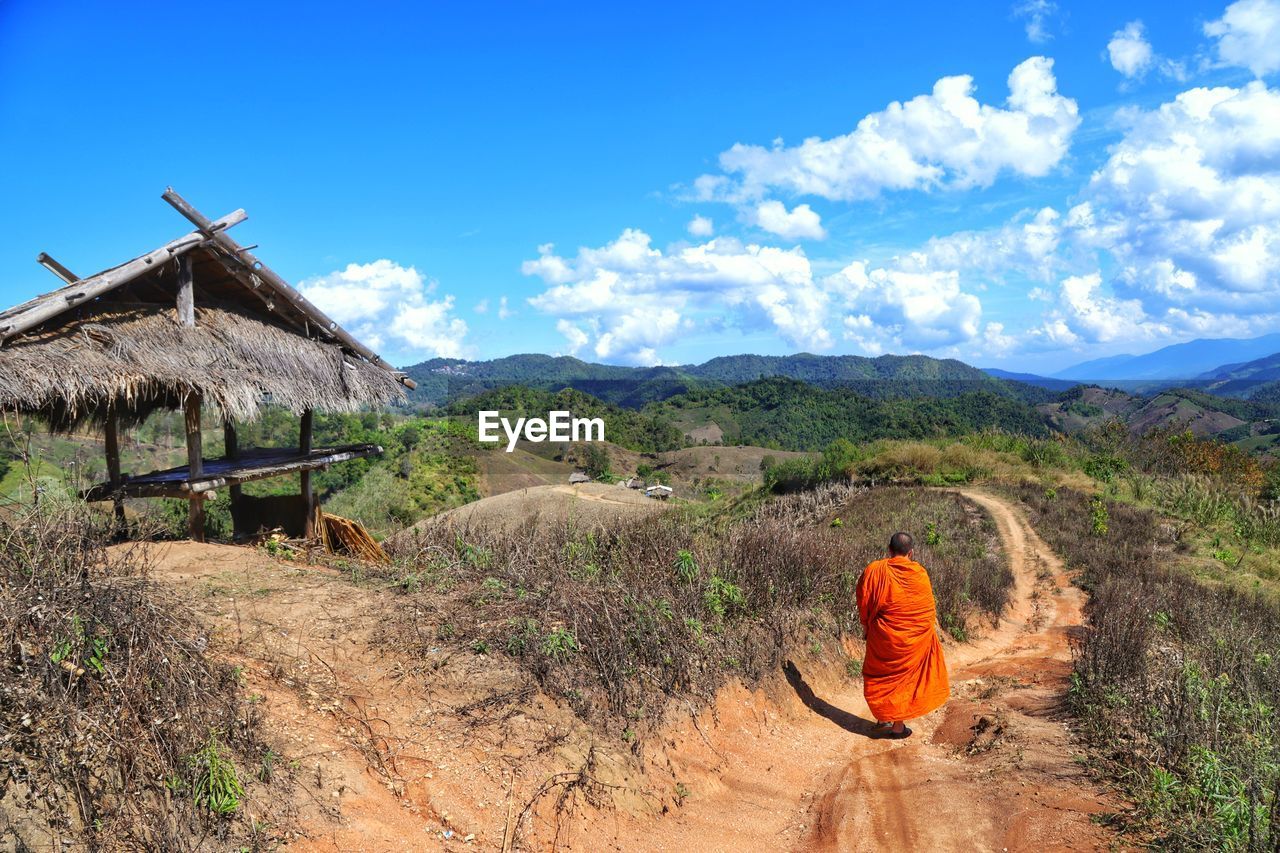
(316, 509), (387, 563)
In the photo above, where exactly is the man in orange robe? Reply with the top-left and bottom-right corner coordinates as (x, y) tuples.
(856, 531), (950, 738)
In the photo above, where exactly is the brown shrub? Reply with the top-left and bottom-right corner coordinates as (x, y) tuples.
(0, 499), (281, 850)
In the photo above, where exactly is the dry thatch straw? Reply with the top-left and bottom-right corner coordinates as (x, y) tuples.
(0, 300), (404, 429)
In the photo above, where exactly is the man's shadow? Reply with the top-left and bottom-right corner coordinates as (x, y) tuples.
(783, 660), (882, 738)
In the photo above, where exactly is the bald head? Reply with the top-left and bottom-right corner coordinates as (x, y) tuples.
(889, 532), (914, 557)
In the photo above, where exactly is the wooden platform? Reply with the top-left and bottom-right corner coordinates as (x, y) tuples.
(81, 444), (382, 501)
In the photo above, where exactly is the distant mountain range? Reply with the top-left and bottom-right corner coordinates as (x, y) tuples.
(980, 368), (1078, 392)
(403, 352), (1051, 409)
(1053, 333), (1280, 381)
(1196, 351), (1280, 401)
(400, 349), (1280, 454)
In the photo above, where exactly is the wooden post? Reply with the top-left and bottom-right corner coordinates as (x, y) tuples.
(224, 420), (242, 536)
(103, 401), (126, 536)
(184, 391), (205, 542)
(177, 254), (195, 327)
(300, 409), (315, 539)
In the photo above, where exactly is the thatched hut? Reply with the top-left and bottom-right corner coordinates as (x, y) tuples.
(0, 189), (416, 541)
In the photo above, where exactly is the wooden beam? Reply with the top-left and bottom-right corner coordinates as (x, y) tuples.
(160, 188), (417, 391)
(184, 391), (205, 542)
(176, 254), (195, 327)
(104, 401), (125, 535)
(300, 409), (314, 539)
(0, 210), (247, 344)
(36, 253), (79, 284)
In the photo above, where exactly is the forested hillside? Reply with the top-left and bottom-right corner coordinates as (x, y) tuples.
(404, 351), (1052, 408)
(647, 377), (1048, 450)
(446, 385), (686, 452)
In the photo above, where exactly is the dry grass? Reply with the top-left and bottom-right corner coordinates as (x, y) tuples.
(0, 495), (287, 850)
(853, 437), (1093, 491)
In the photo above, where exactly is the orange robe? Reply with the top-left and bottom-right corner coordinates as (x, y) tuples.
(856, 556), (950, 721)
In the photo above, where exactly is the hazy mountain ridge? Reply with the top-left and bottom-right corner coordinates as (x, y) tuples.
(1055, 334), (1280, 381)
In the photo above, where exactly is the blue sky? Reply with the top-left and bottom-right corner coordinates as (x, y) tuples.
(2, 0), (1278, 373)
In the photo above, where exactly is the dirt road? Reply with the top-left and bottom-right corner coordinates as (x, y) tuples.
(605, 488), (1119, 852)
(146, 488), (1120, 851)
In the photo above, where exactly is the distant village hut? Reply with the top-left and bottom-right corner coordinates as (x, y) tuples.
(645, 484), (673, 500)
(569, 471), (591, 484)
(0, 189), (415, 541)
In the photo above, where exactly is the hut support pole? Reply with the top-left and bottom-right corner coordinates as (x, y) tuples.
(300, 409), (314, 539)
(224, 420), (242, 535)
(177, 255), (195, 327)
(104, 402), (125, 536)
(184, 392), (205, 542)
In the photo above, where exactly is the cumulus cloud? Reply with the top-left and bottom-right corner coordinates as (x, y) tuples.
(744, 200), (827, 240)
(1032, 272), (1163, 346)
(1013, 0), (1057, 43)
(687, 214), (714, 237)
(497, 295), (515, 320)
(827, 262), (983, 352)
(298, 260), (469, 360)
(695, 57), (1078, 203)
(1107, 21), (1186, 81)
(905, 206), (1065, 283)
(1108, 21), (1155, 77)
(522, 230), (832, 364)
(1077, 81), (1280, 321)
(473, 298), (490, 314)
(976, 78), (1280, 348)
(1205, 0), (1280, 77)
(555, 319), (590, 356)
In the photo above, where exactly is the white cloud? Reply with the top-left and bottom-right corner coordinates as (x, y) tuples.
(1108, 21), (1155, 77)
(1078, 81), (1280, 320)
(1013, 0), (1057, 43)
(1107, 20), (1187, 82)
(556, 319), (590, 356)
(696, 57), (1079, 203)
(522, 229), (832, 364)
(497, 295), (515, 320)
(473, 298), (489, 314)
(1033, 272), (1163, 345)
(744, 200), (827, 240)
(1205, 0), (1280, 77)
(905, 206), (1064, 283)
(826, 262), (983, 352)
(982, 322), (1017, 356)
(687, 214), (714, 237)
(298, 260), (469, 360)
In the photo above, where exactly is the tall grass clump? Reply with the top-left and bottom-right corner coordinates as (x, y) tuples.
(0, 494), (278, 849)
(1012, 484), (1280, 850)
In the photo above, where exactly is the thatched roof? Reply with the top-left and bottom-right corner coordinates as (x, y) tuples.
(0, 302), (404, 428)
(0, 192), (412, 428)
